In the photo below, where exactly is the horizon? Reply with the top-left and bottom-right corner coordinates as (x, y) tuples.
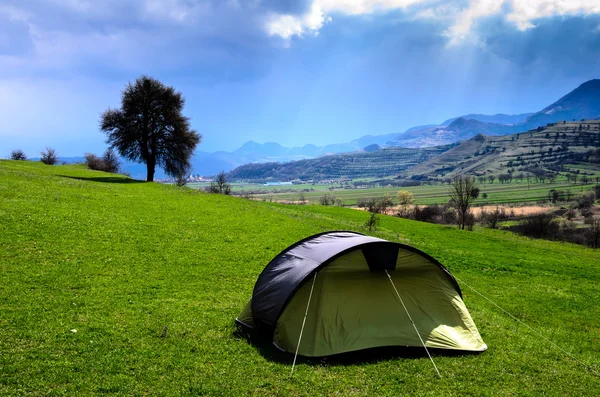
(2, 1), (600, 157)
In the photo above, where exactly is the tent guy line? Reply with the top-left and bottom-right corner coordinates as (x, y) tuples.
(291, 272), (318, 377)
(454, 276), (600, 377)
(386, 269), (442, 378)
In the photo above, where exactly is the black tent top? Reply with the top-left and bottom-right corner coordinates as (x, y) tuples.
(251, 231), (461, 336)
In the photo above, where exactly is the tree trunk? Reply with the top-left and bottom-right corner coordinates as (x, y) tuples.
(146, 158), (156, 182)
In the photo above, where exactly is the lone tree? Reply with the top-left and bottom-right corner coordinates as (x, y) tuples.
(100, 76), (201, 182)
(10, 149), (27, 160)
(449, 175), (479, 230)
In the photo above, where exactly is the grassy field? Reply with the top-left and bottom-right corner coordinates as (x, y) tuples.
(241, 179), (596, 206)
(1, 160), (599, 396)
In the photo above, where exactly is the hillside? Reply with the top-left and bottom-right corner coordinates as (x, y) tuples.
(387, 118), (514, 148)
(524, 79), (600, 127)
(407, 120), (600, 179)
(1, 160), (599, 395)
(227, 144), (454, 181)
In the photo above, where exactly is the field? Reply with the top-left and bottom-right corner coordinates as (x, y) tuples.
(215, 179), (596, 206)
(1, 160), (600, 396)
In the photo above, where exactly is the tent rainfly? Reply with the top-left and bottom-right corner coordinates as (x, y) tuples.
(236, 231), (487, 357)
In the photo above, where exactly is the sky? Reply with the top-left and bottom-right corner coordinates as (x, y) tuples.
(1, 0), (600, 156)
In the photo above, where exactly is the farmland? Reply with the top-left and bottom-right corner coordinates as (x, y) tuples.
(1, 160), (599, 396)
(190, 175), (598, 207)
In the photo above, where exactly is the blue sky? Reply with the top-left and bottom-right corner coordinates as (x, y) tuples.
(1, 0), (600, 156)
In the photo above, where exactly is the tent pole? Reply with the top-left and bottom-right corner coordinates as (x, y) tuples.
(385, 270), (442, 378)
(290, 272), (318, 376)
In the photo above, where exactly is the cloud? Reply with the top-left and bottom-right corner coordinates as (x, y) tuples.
(266, 3), (330, 40)
(442, 0), (600, 43)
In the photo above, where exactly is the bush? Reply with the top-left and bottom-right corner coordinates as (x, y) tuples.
(576, 191), (596, 209)
(206, 171), (231, 195)
(480, 207), (507, 229)
(85, 153), (105, 171)
(443, 207), (457, 224)
(319, 193), (336, 206)
(516, 214), (560, 239)
(413, 205), (442, 223)
(460, 211), (476, 231)
(40, 147), (58, 165)
(10, 149), (27, 160)
(84, 149), (120, 174)
(102, 148), (120, 173)
(359, 195), (393, 214)
(586, 216), (600, 249)
(364, 212), (379, 231)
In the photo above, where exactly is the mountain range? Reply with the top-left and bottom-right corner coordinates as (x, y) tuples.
(115, 79), (600, 179)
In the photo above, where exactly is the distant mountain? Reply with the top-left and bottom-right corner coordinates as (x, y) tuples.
(113, 78), (600, 177)
(387, 118), (514, 148)
(227, 145), (454, 181)
(228, 120), (600, 181)
(406, 120), (600, 180)
(441, 113), (533, 126)
(523, 79), (600, 127)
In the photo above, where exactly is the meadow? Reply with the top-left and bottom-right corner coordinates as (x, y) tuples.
(1, 160), (599, 396)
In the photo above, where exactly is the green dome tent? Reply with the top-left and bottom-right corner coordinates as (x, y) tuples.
(236, 231), (486, 358)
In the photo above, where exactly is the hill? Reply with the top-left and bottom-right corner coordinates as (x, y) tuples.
(387, 118), (514, 148)
(1, 160), (599, 395)
(407, 120), (600, 180)
(227, 144), (454, 181)
(441, 113), (533, 126)
(524, 79), (600, 127)
(227, 120), (600, 181)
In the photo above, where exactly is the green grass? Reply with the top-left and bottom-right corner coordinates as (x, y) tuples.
(1, 160), (599, 396)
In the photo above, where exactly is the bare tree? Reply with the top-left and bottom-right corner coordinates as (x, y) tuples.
(449, 175), (479, 230)
(40, 147), (58, 165)
(10, 149), (27, 160)
(207, 171), (231, 194)
(102, 148), (120, 173)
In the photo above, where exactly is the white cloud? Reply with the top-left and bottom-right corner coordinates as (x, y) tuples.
(506, 0), (600, 30)
(443, 0), (600, 43)
(266, 3), (330, 40)
(318, 0), (427, 15)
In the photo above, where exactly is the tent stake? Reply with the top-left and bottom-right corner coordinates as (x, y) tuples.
(385, 270), (442, 378)
(290, 272), (318, 376)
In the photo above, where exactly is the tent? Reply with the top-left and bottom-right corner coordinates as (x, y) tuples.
(236, 231), (487, 357)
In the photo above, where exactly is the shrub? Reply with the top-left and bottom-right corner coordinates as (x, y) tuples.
(586, 216), (600, 249)
(319, 193), (336, 206)
(565, 207), (577, 220)
(10, 149), (27, 160)
(84, 153), (106, 171)
(413, 205), (442, 223)
(517, 214), (560, 239)
(206, 171), (231, 195)
(480, 207), (507, 229)
(358, 196), (392, 214)
(364, 212), (379, 231)
(102, 148), (120, 173)
(443, 207), (457, 224)
(576, 191), (596, 209)
(40, 147), (58, 165)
